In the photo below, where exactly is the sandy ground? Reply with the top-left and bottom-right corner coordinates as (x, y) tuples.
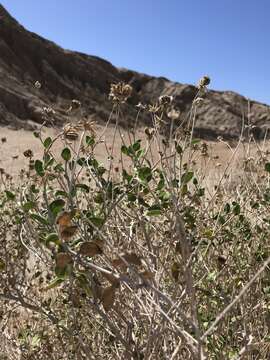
(0, 125), (267, 190)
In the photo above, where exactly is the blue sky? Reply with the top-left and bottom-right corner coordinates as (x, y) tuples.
(2, 0), (269, 104)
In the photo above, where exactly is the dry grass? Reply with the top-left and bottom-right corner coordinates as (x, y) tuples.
(1, 83), (270, 359)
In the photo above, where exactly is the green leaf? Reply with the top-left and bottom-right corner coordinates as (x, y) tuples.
(33, 131), (39, 138)
(44, 277), (64, 290)
(157, 173), (165, 191)
(181, 171), (194, 184)
(77, 157), (86, 166)
(45, 233), (60, 246)
(54, 164), (65, 172)
(158, 191), (170, 202)
(121, 145), (130, 156)
(88, 216), (104, 228)
(94, 192), (104, 204)
(61, 147), (71, 161)
(30, 213), (49, 225)
(5, 190), (15, 201)
(191, 138), (200, 145)
(22, 201), (35, 211)
(34, 160), (44, 177)
(44, 156), (54, 169)
(175, 143), (183, 154)
(127, 193), (137, 202)
(232, 202), (241, 215)
(43, 137), (52, 149)
(132, 140), (141, 152)
(224, 203), (231, 214)
(136, 149), (145, 159)
(147, 205), (162, 216)
(55, 190), (68, 198)
(0, 258), (6, 271)
(77, 273), (92, 297)
(147, 209), (162, 216)
(30, 184), (39, 194)
(88, 158), (99, 169)
(76, 184), (90, 193)
(265, 163), (270, 173)
(49, 199), (65, 216)
(122, 169), (133, 183)
(97, 166), (106, 176)
(138, 166), (152, 183)
(86, 135), (95, 146)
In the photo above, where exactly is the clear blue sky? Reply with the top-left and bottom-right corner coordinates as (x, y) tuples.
(2, 0), (269, 104)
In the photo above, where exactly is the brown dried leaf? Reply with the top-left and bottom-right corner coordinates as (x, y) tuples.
(112, 252), (142, 268)
(171, 262), (180, 282)
(79, 241), (103, 257)
(175, 241), (182, 254)
(101, 285), (116, 312)
(101, 270), (120, 287)
(139, 270), (155, 281)
(56, 253), (73, 269)
(56, 211), (73, 226)
(60, 225), (78, 240)
(93, 238), (104, 251)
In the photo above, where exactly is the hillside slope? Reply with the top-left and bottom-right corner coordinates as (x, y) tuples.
(0, 4), (269, 138)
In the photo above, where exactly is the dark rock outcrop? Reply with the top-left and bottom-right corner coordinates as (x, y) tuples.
(0, 5), (269, 138)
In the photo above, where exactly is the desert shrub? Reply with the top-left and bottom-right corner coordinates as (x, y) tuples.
(1, 80), (270, 359)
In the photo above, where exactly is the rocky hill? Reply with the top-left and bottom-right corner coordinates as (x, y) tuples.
(0, 4), (269, 139)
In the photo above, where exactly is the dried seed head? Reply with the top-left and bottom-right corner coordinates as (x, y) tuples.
(23, 149), (33, 158)
(67, 99), (81, 113)
(77, 119), (96, 135)
(71, 99), (81, 109)
(136, 102), (147, 110)
(34, 81), (42, 89)
(147, 103), (160, 114)
(167, 108), (180, 120)
(198, 76), (210, 89)
(144, 127), (155, 139)
(43, 107), (56, 117)
(158, 95), (173, 107)
(63, 123), (79, 141)
(193, 97), (204, 106)
(109, 82), (133, 103)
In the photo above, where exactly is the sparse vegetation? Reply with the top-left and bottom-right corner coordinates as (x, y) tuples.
(1, 80), (270, 359)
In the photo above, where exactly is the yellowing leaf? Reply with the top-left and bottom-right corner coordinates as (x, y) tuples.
(56, 253), (73, 268)
(0, 258), (6, 271)
(79, 241), (103, 257)
(56, 211), (73, 226)
(171, 262), (181, 282)
(139, 270), (155, 281)
(59, 225), (78, 240)
(112, 252), (142, 268)
(42, 277), (64, 291)
(101, 270), (120, 287)
(101, 285), (116, 312)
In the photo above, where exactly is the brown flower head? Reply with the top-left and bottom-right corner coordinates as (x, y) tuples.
(67, 99), (81, 113)
(23, 149), (33, 158)
(43, 107), (56, 117)
(198, 76), (210, 89)
(34, 81), (42, 89)
(158, 95), (173, 109)
(63, 123), (79, 141)
(109, 82), (132, 103)
(77, 119), (96, 135)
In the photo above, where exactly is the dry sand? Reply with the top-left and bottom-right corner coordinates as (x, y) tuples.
(0, 125), (267, 190)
